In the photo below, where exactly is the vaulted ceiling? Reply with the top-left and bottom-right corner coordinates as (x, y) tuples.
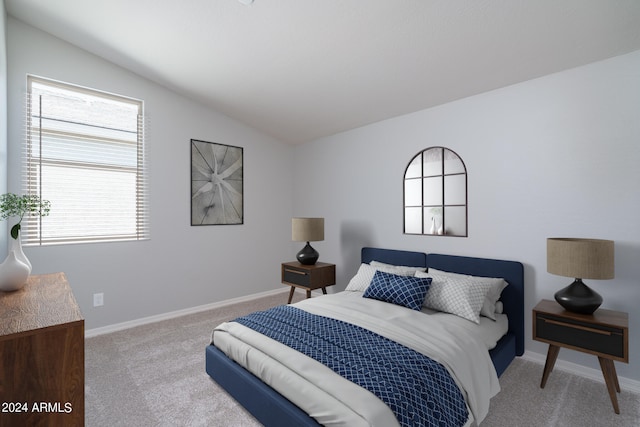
(6, 0), (640, 144)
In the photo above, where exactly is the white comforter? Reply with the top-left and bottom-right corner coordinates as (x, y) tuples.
(212, 292), (501, 427)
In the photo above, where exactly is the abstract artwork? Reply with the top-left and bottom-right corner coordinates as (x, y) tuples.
(191, 139), (243, 225)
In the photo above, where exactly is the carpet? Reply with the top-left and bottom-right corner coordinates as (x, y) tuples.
(86, 292), (640, 426)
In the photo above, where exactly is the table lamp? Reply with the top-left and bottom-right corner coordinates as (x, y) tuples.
(547, 238), (614, 314)
(292, 218), (324, 265)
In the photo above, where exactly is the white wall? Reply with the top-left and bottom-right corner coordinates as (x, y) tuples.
(5, 17), (294, 329)
(293, 51), (640, 381)
(0, 1), (8, 260)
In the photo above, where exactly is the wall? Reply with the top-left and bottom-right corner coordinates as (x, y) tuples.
(6, 17), (294, 329)
(293, 50), (640, 381)
(0, 1), (7, 260)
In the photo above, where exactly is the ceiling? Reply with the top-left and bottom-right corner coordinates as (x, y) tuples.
(6, 1), (640, 145)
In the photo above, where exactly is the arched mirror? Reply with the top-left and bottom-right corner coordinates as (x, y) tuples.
(403, 147), (467, 237)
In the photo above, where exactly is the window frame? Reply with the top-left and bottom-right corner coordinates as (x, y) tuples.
(23, 75), (148, 246)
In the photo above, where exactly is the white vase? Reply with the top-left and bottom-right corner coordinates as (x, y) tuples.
(429, 217), (436, 234)
(10, 234), (32, 272)
(0, 251), (30, 291)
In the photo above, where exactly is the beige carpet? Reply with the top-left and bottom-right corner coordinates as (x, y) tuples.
(86, 292), (640, 426)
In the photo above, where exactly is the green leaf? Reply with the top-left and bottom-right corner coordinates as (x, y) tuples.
(10, 223), (21, 240)
(1, 193), (51, 222)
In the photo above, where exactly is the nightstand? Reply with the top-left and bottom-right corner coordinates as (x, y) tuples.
(533, 299), (629, 414)
(281, 261), (336, 303)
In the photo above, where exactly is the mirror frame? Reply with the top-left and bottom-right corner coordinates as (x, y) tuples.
(403, 146), (468, 237)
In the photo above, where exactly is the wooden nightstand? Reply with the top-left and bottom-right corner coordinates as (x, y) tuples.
(281, 261), (336, 304)
(533, 299), (629, 414)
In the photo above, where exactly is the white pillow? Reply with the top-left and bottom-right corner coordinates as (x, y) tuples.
(416, 270), (496, 324)
(427, 268), (508, 320)
(345, 262), (426, 292)
(345, 263), (378, 292)
(370, 260), (426, 276)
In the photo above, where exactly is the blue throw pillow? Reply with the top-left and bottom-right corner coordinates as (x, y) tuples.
(363, 270), (432, 311)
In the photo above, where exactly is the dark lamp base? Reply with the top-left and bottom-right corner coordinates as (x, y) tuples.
(554, 278), (602, 315)
(296, 242), (319, 265)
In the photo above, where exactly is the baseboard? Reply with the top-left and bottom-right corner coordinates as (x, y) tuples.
(522, 350), (640, 394)
(85, 288), (289, 338)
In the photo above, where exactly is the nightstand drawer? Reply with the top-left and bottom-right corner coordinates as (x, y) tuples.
(281, 262), (336, 291)
(535, 313), (625, 359)
(282, 266), (311, 286)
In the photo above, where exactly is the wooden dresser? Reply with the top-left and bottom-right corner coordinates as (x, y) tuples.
(0, 273), (84, 426)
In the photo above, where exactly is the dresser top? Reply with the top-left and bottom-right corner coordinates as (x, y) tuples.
(0, 272), (84, 338)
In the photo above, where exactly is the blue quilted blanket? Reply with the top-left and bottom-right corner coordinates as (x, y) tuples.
(234, 305), (468, 427)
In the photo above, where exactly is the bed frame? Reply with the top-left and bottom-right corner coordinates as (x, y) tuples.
(205, 247), (524, 427)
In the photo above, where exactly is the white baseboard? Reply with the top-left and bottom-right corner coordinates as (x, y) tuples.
(522, 350), (640, 394)
(85, 288), (288, 338)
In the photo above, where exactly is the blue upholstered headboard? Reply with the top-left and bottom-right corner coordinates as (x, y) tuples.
(361, 247), (525, 359)
(361, 247), (427, 268)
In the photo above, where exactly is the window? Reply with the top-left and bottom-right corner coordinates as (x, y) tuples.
(24, 76), (148, 245)
(403, 147), (467, 237)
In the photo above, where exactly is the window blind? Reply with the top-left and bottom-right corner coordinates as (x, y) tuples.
(24, 76), (149, 245)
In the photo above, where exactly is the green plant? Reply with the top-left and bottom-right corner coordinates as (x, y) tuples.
(0, 193), (51, 239)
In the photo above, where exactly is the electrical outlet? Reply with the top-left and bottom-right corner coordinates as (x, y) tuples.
(93, 293), (104, 307)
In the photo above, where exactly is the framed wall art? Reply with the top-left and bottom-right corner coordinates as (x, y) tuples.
(191, 139), (243, 225)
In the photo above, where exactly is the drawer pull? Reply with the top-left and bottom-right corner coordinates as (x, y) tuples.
(284, 269), (307, 276)
(543, 318), (612, 336)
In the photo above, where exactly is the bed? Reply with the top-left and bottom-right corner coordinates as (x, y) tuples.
(206, 247), (524, 426)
